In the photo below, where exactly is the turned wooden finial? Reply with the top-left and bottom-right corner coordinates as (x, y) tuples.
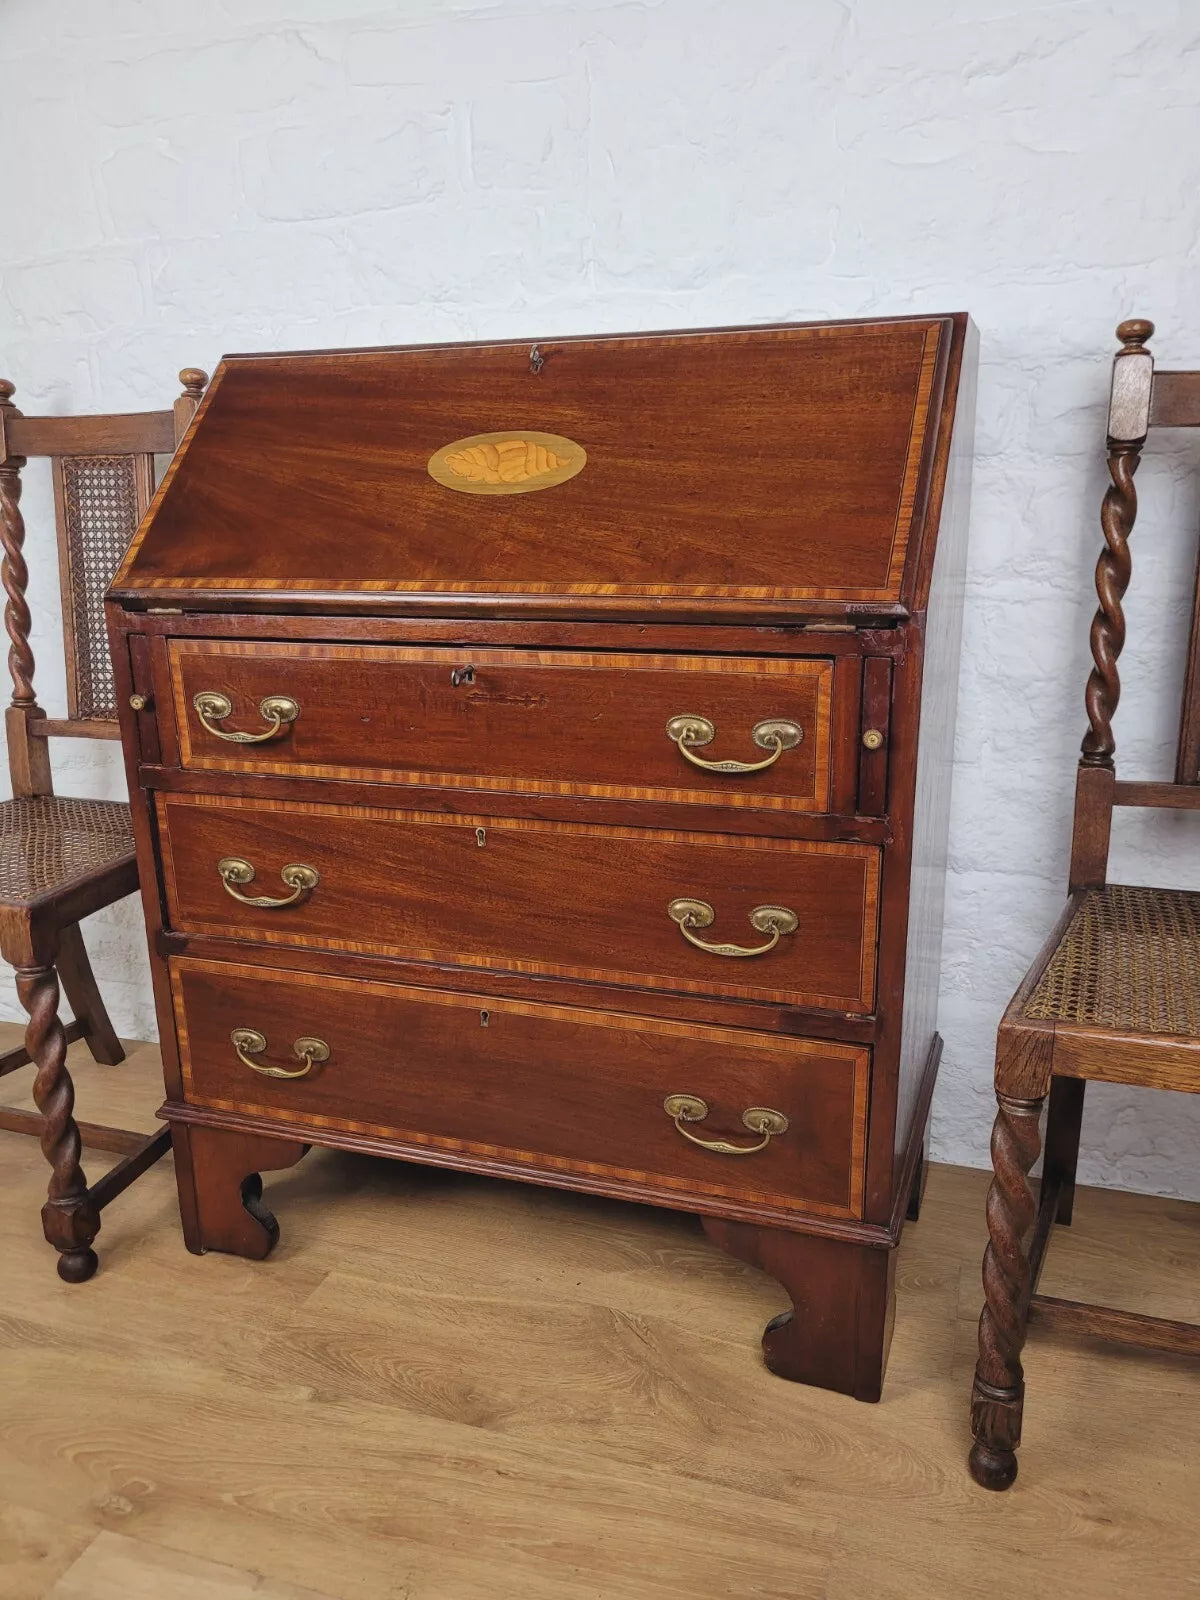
(0, 379), (17, 459)
(1116, 318), (1154, 349)
(172, 367), (209, 447)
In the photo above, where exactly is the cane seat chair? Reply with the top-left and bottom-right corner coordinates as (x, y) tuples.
(969, 320), (1200, 1489)
(0, 368), (206, 1281)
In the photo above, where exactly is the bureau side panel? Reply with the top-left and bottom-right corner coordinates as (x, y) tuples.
(893, 318), (978, 1179)
(105, 601), (196, 1257)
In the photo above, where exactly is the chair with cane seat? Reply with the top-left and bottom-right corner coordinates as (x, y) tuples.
(969, 319), (1200, 1489)
(0, 367), (206, 1280)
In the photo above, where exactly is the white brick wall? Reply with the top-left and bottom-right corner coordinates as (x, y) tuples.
(3, 0), (1199, 1197)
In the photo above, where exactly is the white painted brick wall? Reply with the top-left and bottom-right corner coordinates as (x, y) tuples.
(3, 0), (1199, 1197)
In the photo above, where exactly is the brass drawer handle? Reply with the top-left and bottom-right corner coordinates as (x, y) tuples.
(193, 691), (299, 744)
(218, 857), (319, 909)
(668, 897), (798, 957)
(666, 714), (802, 775)
(664, 1094), (789, 1156)
(231, 1027), (330, 1079)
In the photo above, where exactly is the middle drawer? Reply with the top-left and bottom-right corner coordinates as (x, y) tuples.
(157, 793), (880, 1012)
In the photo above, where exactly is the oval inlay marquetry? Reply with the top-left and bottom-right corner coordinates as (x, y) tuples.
(428, 430), (587, 495)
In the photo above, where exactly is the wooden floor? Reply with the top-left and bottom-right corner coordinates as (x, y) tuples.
(2, 1031), (1199, 1599)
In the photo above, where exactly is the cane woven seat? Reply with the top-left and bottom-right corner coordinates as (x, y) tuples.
(0, 795), (135, 907)
(1020, 884), (1200, 1037)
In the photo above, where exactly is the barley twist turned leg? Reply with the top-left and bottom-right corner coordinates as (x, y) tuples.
(969, 1092), (1044, 1490)
(16, 963), (100, 1283)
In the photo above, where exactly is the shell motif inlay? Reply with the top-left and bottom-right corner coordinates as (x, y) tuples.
(427, 430), (587, 495)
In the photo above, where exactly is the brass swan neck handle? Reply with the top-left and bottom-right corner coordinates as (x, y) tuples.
(231, 1028), (330, 1079)
(218, 857), (319, 909)
(663, 1094), (789, 1156)
(666, 715), (802, 775)
(668, 898), (798, 958)
(194, 691), (299, 744)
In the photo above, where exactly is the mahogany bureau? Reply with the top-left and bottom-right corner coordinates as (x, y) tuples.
(106, 315), (976, 1401)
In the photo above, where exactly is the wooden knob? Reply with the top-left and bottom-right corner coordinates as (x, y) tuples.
(1116, 319), (1154, 349)
(0, 379), (15, 404)
(178, 368), (208, 398)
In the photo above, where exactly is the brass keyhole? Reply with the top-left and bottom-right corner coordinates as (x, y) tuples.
(451, 665), (475, 687)
(475, 827), (487, 847)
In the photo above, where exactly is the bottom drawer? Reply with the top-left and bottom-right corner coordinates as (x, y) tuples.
(170, 957), (868, 1220)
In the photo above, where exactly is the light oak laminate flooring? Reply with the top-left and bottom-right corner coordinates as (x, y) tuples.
(1, 1032), (1198, 1599)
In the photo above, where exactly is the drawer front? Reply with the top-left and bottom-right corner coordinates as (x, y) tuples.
(171, 957), (869, 1219)
(159, 793), (880, 1012)
(168, 641), (834, 812)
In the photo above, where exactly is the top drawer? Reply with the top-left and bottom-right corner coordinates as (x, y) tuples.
(167, 641), (834, 812)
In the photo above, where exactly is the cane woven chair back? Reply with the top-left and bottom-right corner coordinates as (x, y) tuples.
(54, 450), (157, 724)
(0, 370), (207, 780)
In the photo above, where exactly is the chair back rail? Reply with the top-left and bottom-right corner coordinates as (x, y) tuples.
(1145, 357), (1200, 781)
(1070, 321), (1200, 889)
(1150, 371), (1200, 430)
(0, 370), (206, 795)
(1173, 375), (1200, 779)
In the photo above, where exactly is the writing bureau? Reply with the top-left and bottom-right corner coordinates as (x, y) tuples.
(107, 315), (976, 1401)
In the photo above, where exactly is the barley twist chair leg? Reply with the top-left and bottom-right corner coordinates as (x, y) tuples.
(16, 962), (100, 1282)
(969, 1092), (1044, 1490)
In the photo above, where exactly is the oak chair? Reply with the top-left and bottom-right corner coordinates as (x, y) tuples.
(969, 320), (1200, 1489)
(0, 368), (206, 1281)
